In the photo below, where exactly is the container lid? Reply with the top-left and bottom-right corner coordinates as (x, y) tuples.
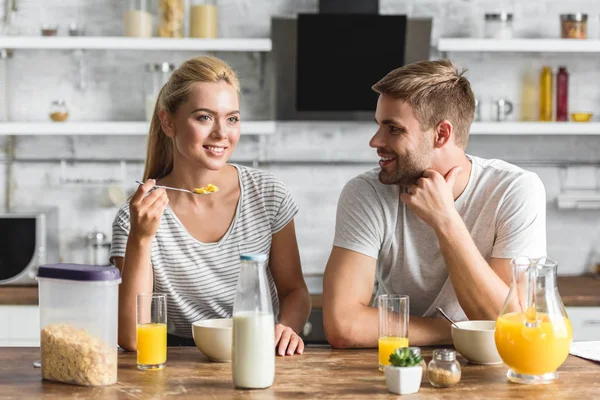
(561, 13), (587, 22)
(485, 12), (513, 21)
(240, 254), (268, 262)
(38, 263), (121, 282)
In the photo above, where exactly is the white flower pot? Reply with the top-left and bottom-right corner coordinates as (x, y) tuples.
(384, 365), (423, 395)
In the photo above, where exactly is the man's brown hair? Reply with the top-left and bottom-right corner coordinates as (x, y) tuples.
(372, 59), (475, 148)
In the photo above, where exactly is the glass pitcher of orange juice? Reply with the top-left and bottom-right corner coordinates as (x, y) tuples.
(495, 257), (572, 384)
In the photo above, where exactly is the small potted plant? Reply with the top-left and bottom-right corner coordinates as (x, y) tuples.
(384, 347), (423, 395)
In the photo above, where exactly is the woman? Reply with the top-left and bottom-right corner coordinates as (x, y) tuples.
(111, 55), (311, 356)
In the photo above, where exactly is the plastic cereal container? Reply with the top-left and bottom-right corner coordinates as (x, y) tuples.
(37, 264), (121, 386)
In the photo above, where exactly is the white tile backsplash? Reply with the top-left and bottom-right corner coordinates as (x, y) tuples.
(2, 0), (600, 277)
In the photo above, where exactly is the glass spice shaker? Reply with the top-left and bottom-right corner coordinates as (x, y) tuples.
(49, 100), (69, 122)
(407, 347), (427, 379)
(427, 349), (461, 388)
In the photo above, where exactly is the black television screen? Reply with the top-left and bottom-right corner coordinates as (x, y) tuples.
(296, 14), (407, 112)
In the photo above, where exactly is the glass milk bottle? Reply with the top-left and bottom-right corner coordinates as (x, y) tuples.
(232, 254), (275, 389)
(190, 0), (218, 38)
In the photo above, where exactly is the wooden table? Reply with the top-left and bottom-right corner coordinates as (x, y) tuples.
(1, 347), (598, 399)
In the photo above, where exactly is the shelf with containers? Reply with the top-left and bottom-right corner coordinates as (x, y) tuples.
(439, 11), (600, 132)
(439, 11), (594, 53)
(0, 0), (272, 136)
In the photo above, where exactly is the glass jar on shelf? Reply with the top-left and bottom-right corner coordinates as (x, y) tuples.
(427, 349), (461, 388)
(560, 13), (587, 39)
(49, 100), (69, 122)
(145, 62), (176, 121)
(484, 12), (513, 39)
(158, 0), (185, 38)
(124, 0), (154, 38)
(190, 0), (218, 38)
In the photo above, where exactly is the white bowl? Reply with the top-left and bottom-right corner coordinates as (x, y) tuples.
(451, 320), (502, 365)
(192, 318), (233, 362)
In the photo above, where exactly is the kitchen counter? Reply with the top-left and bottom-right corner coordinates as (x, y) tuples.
(0, 286), (38, 305)
(310, 275), (600, 309)
(1, 347), (598, 399)
(557, 274), (600, 307)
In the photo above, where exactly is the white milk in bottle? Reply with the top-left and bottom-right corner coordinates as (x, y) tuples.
(232, 311), (275, 388)
(232, 254), (275, 389)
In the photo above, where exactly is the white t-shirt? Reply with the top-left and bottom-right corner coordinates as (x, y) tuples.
(110, 164), (299, 338)
(333, 155), (546, 321)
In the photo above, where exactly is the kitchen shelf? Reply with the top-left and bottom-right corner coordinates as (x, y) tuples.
(470, 122), (600, 135)
(438, 38), (600, 53)
(0, 36), (272, 52)
(0, 121), (276, 135)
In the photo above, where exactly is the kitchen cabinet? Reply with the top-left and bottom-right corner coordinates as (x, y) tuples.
(0, 305), (39, 347)
(566, 306), (600, 341)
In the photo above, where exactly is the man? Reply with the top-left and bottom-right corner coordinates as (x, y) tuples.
(323, 59), (546, 348)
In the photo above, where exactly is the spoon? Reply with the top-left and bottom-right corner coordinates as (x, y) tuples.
(135, 181), (218, 196)
(436, 307), (459, 329)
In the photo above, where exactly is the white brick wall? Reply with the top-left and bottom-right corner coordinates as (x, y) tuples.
(2, 0), (600, 284)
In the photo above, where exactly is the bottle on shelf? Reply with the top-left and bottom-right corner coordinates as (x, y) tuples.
(556, 66), (569, 122)
(539, 66), (553, 122)
(520, 69), (539, 121)
(145, 62), (176, 121)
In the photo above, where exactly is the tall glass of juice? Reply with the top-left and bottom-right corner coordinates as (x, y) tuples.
(136, 293), (167, 370)
(378, 294), (409, 370)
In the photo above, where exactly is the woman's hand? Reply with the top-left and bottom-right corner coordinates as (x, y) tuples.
(275, 323), (304, 356)
(130, 179), (169, 240)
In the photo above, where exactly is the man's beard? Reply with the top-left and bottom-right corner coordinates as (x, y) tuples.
(378, 156), (427, 186)
(378, 141), (432, 187)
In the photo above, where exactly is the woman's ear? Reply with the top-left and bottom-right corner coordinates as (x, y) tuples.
(159, 110), (175, 138)
(434, 120), (453, 148)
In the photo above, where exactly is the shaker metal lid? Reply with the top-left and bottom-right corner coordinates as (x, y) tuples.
(560, 13), (588, 21)
(38, 263), (121, 282)
(240, 254), (268, 262)
(485, 12), (513, 21)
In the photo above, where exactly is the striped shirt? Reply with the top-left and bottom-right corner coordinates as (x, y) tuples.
(110, 164), (299, 338)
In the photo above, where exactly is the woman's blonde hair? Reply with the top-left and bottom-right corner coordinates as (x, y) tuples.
(143, 55), (240, 180)
(372, 59), (475, 149)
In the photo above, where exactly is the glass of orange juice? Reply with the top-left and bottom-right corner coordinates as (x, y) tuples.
(136, 293), (167, 370)
(378, 294), (409, 370)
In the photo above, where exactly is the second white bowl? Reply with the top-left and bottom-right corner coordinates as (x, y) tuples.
(451, 320), (502, 365)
